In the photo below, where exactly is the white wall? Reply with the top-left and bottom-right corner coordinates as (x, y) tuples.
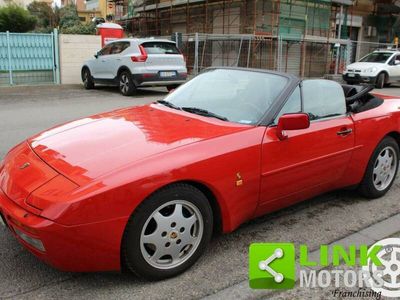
(59, 34), (101, 84)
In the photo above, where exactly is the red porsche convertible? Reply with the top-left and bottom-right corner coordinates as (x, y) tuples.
(0, 68), (399, 280)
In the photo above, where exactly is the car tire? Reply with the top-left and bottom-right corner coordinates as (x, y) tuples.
(358, 136), (399, 199)
(375, 73), (386, 89)
(82, 68), (95, 90)
(119, 70), (136, 96)
(122, 183), (213, 280)
(166, 85), (179, 92)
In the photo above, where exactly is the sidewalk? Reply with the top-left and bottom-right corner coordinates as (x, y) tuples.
(203, 214), (400, 300)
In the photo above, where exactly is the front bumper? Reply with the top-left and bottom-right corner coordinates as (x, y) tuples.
(0, 188), (126, 272)
(342, 73), (377, 84)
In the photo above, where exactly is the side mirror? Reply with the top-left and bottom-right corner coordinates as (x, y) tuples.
(276, 113), (310, 140)
(94, 52), (99, 59)
(395, 60), (400, 65)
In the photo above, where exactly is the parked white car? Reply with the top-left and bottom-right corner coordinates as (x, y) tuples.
(343, 49), (400, 88)
(82, 38), (188, 96)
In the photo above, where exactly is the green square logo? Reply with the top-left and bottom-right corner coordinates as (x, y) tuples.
(249, 243), (296, 289)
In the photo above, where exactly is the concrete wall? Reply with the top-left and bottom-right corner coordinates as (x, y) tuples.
(59, 34), (101, 84)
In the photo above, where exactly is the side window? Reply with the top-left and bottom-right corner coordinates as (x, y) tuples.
(98, 44), (113, 56)
(110, 42), (130, 55)
(393, 55), (400, 65)
(275, 86), (302, 122)
(302, 79), (346, 121)
(121, 42), (130, 52)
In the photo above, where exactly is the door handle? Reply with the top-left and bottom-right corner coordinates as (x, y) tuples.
(337, 128), (353, 136)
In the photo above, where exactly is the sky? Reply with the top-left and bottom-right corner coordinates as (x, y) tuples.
(53, 0), (62, 7)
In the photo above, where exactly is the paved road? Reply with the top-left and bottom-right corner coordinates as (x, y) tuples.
(375, 83), (400, 97)
(0, 85), (165, 159)
(0, 85), (400, 300)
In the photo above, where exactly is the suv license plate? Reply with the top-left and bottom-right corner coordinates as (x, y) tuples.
(348, 73), (355, 77)
(160, 71), (176, 78)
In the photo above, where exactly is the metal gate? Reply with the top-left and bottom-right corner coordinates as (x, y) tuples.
(0, 29), (60, 86)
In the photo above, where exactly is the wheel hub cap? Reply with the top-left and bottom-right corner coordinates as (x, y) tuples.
(120, 75), (129, 94)
(373, 146), (398, 191)
(140, 200), (204, 270)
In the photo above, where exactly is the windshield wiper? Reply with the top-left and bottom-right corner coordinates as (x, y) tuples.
(181, 107), (228, 121)
(156, 100), (181, 110)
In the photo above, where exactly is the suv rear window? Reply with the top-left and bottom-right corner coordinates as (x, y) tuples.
(141, 42), (180, 55)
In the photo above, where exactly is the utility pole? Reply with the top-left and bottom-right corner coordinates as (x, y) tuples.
(335, 5), (343, 75)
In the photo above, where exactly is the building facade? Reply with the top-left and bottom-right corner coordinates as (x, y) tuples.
(81, 0), (117, 21)
(115, 0), (399, 77)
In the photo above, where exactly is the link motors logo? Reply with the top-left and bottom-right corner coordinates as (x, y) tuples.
(363, 238), (400, 298)
(249, 238), (400, 298)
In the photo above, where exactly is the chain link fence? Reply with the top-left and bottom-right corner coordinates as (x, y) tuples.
(170, 33), (394, 78)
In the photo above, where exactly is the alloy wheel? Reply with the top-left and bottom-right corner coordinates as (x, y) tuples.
(83, 70), (89, 85)
(140, 200), (204, 270)
(120, 74), (130, 94)
(373, 146), (398, 191)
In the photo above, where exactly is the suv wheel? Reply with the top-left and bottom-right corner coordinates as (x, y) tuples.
(375, 73), (386, 89)
(119, 71), (136, 96)
(82, 68), (95, 89)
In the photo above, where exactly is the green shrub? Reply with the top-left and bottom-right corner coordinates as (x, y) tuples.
(60, 22), (96, 35)
(58, 4), (80, 29)
(27, 1), (55, 30)
(0, 5), (36, 33)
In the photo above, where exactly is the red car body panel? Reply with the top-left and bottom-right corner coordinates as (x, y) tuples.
(257, 115), (355, 215)
(28, 105), (249, 186)
(1, 95), (400, 272)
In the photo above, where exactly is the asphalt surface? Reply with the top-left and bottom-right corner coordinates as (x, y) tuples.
(375, 84), (400, 96)
(0, 84), (400, 300)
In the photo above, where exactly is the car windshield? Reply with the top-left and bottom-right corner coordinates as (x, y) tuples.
(163, 69), (288, 125)
(359, 52), (393, 63)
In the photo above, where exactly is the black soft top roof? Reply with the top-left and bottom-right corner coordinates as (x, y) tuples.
(342, 84), (374, 104)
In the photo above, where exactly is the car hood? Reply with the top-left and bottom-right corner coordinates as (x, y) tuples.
(346, 62), (382, 70)
(28, 104), (249, 185)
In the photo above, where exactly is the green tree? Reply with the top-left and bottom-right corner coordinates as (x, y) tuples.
(27, 1), (55, 29)
(0, 5), (36, 33)
(58, 4), (96, 35)
(58, 4), (80, 29)
(53, 5), (61, 28)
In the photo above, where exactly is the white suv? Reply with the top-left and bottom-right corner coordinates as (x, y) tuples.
(343, 49), (400, 88)
(82, 38), (187, 96)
